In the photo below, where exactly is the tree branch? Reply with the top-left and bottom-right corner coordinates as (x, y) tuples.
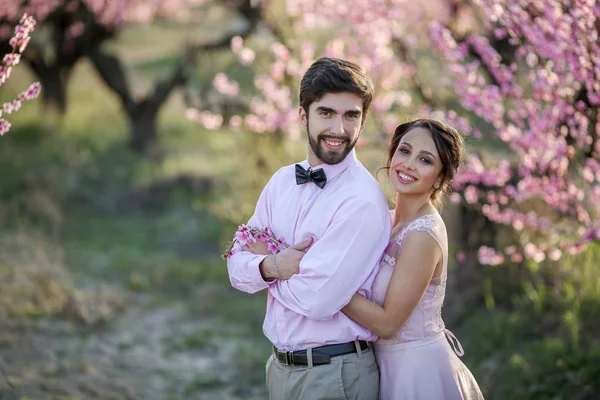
(391, 38), (439, 109)
(87, 48), (135, 113)
(144, 44), (199, 115)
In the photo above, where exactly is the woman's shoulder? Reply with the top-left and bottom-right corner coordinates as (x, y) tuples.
(393, 213), (445, 245)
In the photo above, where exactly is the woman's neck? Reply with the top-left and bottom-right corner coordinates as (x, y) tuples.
(393, 195), (434, 228)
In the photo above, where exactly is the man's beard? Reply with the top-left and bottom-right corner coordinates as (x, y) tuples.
(307, 126), (359, 165)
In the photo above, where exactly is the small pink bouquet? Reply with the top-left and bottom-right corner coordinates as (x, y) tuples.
(222, 224), (288, 259)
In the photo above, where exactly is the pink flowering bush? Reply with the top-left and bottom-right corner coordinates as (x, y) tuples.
(0, 14), (41, 136)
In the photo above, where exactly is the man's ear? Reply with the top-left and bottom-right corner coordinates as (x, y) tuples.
(359, 116), (367, 133)
(299, 106), (308, 124)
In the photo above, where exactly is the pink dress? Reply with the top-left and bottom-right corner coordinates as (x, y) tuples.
(372, 214), (484, 400)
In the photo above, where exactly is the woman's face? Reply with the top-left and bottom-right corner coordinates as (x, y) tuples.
(389, 127), (443, 197)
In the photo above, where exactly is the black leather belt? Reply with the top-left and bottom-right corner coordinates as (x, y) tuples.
(273, 340), (369, 366)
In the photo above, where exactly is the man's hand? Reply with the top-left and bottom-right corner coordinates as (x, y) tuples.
(243, 241), (270, 255)
(259, 237), (313, 280)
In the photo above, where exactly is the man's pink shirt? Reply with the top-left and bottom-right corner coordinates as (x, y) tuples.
(227, 150), (391, 351)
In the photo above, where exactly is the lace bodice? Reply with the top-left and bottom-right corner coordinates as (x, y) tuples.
(371, 213), (449, 344)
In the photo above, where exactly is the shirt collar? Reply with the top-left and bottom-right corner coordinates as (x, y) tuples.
(299, 149), (358, 185)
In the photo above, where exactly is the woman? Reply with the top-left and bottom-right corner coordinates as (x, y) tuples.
(248, 118), (483, 399)
(340, 118), (483, 399)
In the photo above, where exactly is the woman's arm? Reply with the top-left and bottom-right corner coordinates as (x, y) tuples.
(341, 231), (442, 339)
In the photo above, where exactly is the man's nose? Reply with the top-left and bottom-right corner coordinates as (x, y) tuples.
(329, 115), (344, 135)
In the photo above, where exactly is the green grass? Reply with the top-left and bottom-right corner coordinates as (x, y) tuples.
(185, 374), (225, 394)
(454, 242), (600, 399)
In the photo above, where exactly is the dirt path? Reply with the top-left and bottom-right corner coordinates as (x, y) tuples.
(0, 291), (268, 400)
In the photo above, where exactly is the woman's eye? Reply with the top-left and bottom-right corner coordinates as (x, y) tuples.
(421, 158), (432, 164)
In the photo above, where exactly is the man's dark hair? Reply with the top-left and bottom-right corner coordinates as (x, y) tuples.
(299, 57), (374, 122)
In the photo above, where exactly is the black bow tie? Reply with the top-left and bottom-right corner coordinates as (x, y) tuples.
(295, 164), (327, 189)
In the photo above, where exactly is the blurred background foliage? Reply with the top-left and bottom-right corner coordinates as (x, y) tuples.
(0, 0), (598, 399)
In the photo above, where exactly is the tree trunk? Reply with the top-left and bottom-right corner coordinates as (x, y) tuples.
(25, 56), (73, 117)
(128, 105), (159, 157)
(39, 66), (71, 115)
(443, 202), (499, 322)
(455, 203), (497, 289)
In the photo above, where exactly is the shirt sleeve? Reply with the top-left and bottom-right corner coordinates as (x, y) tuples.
(268, 199), (390, 320)
(226, 174), (277, 294)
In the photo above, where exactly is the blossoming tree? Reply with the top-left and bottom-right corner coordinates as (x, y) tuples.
(192, 0), (599, 264)
(0, 0), (263, 153)
(430, 0), (599, 264)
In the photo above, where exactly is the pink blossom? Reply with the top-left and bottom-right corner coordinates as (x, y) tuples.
(231, 36), (243, 53)
(213, 73), (239, 97)
(478, 246), (504, 266)
(511, 253), (523, 263)
(449, 193), (461, 204)
(238, 48), (255, 65)
(10, 99), (21, 112)
(187, 109), (223, 130)
(504, 246), (516, 255)
(3, 53), (21, 66)
(0, 119), (10, 136)
(235, 229), (252, 246)
(0, 66), (12, 85)
(271, 42), (291, 62)
(255, 233), (269, 243)
(25, 82), (42, 99)
(464, 186), (479, 204)
(3, 102), (14, 114)
(548, 249), (562, 261)
(229, 115), (243, 130)
(268, 242), (279, 254)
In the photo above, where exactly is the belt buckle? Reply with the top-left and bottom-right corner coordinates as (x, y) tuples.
(275, 349), (294, 365)
(286, 351), (294, 365)
(276, 350), (286, 365)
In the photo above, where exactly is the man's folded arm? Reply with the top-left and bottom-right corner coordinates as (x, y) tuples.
(268, 201), (389, 320)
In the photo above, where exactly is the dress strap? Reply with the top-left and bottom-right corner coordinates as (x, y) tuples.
(444, 329), (465, 357)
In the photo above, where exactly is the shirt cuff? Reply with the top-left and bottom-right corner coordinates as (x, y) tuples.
(249, 254), (277, 287)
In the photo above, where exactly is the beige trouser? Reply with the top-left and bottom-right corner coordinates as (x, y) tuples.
(266, 344), (379, 400)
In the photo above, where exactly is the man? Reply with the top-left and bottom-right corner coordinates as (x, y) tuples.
(227, 57), (391, 399)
